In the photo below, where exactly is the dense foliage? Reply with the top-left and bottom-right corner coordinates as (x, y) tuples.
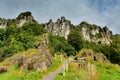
(109, 35), (120, 64)
(49, 33), (76, 56)
(68, 30), (84, 51)
(83, 35), (120, 64)
(0, 22), (45, 61)
(0, 19), (120, 64)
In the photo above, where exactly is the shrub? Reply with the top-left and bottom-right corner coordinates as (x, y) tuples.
(68, 30), (83, 51)
(49, 33), (76, 56)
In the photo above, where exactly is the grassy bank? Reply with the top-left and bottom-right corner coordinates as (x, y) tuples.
(0, 51), (63, 80)
(54, 61), (120, 80)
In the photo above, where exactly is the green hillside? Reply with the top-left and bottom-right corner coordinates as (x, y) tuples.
(0, 11), (120, 80)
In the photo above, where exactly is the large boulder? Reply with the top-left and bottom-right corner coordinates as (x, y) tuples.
(76, 49), (94, 61)
(33, 59), (51, 72)
(8, 48), (52, 72)
(76, 49), (109, 63)
(10, 55), (27, 67)
(0, 66), (7, 73)
(22, 51), (52, 71)
(94, 54), (109, 63)
(0, 34), (53, 73)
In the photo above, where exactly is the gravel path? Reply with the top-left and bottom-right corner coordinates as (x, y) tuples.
(42, 60), (68, 80)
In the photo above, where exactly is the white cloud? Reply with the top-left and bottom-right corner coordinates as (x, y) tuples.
(0, 0), (119, 34)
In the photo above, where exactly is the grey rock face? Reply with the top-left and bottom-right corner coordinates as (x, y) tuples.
(0, 66), (7, 74)
(45, 18), (112, 44)
(0, 11), (112, 44)
(45, 17), (71, 39)
(0, 11), (35, 28)
(17, 12), (35, 27)
(94, 54), (109, 63)
(0, 18), (7, 28)
(79, 21), (112, 44)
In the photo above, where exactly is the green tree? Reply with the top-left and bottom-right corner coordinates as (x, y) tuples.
(22, 22), (45, 36)
(0, 29), (5, 40)
(49, 33), (75, 56)
(68, 30), (83, 51)
(110, 35), (120, 64)
(5, 25), (17, 39)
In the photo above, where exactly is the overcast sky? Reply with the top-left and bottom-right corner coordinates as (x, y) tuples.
(0, 0), (120, 34)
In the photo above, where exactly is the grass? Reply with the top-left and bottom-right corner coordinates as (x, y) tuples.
(46, 55), (63, 73)
(54, 62), (90, 80)
(54, 71), (76, 80)
(0, 50), (63, 80)
(55, 61), (120, 80)
(0, 49), (39, 66)
(94, 62), (120, 80)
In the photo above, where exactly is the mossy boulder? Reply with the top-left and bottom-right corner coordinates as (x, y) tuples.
(76, 49), (109, 63)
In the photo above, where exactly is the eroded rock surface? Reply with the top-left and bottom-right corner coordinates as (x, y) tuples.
(94, 54), (109, 63)
(45, 17), (71, 39)
(0, 11), (35, 28)
(76, 49), (109, 63)
(79, 21), (112, 44)
(0, 66), (8, 73)
(0, 11), (112, 44)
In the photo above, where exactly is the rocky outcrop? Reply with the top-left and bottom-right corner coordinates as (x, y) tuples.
(76, 49), (109, 63)
(33, 59), (51, 72)
(0, 18), (7, 28)
(45, 18), (112, 44)
(0, 11), (35, 28)
(94, 54), (109, 63)
(78, 21), (112, 44)
(0, 66), (8, 73)
(0, 34), (52, 73)
(9, 49), (52, 72)
(10, 55), (27, 67)
(0, 11), (112, 44)
(45, 16), (71, 39)
(16, 11), (35, 27)
(76, 49), (94, 62)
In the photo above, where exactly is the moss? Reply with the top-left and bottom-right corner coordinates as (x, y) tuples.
(0, 58), (11, 66)
(75, 49), (89, 58)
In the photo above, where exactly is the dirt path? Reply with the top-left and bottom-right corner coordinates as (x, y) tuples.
(42, 60), (68, 80)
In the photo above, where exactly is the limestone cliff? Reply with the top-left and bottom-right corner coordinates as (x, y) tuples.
(0, 11), (35, 28)
(45, 16), (71, 39)
(0, 18), (7, 28)
(0, 11), (112, 44)
(16, 11), (35, 27)
(45, 18), (112, 44)
(78, 21), (112, 44)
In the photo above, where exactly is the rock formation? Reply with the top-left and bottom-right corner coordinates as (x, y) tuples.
(94, 54), (109, 63)
(0, 11), (35, 28)
(45, 18), (112, 44)
(0, 66), (8, 73)
(0, 34), (52, 73)
(0, 18), (7, 28)
(75, 49), (109, 63)
(78, 21), (112, 44)
(45, 16), (71, 39)
(0, 11), (112, 44)
(16, 11), (35, 27)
